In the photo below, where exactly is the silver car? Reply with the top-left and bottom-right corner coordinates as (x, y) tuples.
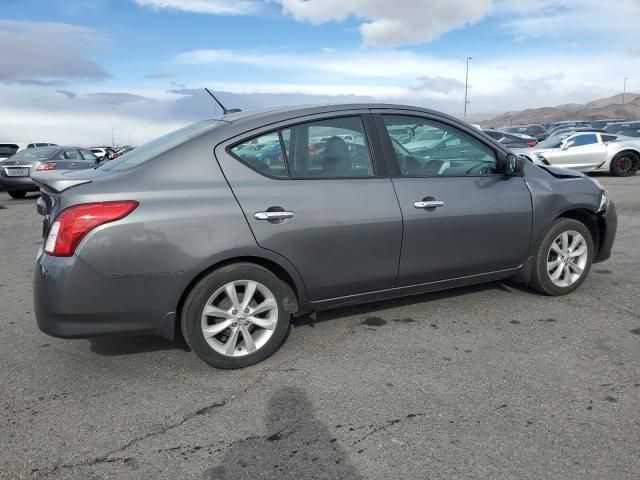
(31, 104), (617, 369)
(515, 131), (640, 176)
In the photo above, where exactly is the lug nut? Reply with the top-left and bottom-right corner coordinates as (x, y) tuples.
(244, 308), (250, 314)
(231, 309), (238, 315)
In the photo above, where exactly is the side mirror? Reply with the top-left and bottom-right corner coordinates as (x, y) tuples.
(505, 154), (525, 176)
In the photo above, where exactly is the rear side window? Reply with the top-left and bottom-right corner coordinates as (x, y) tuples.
(601, 134), (617, 142)
(79, 149), (98, 161)
(230, 132), (288, 178)
(229, 116), (375, 179)
(0, 144), (19, 156)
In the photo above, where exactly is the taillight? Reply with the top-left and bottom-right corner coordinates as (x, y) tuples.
(37, 162), (57, 171)
(44, 201), (138, 256)
(526, 140), (538, 147)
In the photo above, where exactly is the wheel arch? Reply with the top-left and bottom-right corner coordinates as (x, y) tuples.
(555, 208), (600, 251)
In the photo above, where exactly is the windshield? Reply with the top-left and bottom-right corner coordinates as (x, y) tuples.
(99, 120), (223, 172)
(0, 144), (19, 156)
(10, 147), (57, 160)
(537, 134), (570, 149)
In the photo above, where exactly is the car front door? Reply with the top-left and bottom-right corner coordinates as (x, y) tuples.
(549, 133), (606, 169)
(374, 111), (533, 286)
(216, 113), (403, 301)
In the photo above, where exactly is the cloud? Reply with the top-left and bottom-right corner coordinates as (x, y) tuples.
(0, 20), (109, 83)
(135, 0), (261, 15)
(411, 76), (465, 94)
(145, 71), (176, 78)
(85, 92), (157, 105)
(275, 0), (492, 46)
(7, 78), (68, 86)
(56, 90), (77, 99)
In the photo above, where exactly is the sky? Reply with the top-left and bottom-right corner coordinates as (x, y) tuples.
(1, 0), (639, 145)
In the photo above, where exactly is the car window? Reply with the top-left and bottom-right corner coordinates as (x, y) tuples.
(383, 115), (499, 177)
(230, 131), (288, 178)
(601, 134), (617, 142)
(569, 134), (598, 147)
(282, 116), (374, 178)
(79, 149), (98, 161)
(62, 149), (80, 160)
(0, 144), (19, 156)
(100, 120), (222, 172)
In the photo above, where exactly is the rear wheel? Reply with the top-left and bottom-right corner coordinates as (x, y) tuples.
(181, 263), (292, 369)
(610, 151), (639, 176)
(8, 191), (27, 199)
(529, 218), (593, 296)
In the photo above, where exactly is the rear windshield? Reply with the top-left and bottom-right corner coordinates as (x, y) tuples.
(99, 120), (223, 172)
(0, 144), (19, 155)
(11, 147), (57, 160)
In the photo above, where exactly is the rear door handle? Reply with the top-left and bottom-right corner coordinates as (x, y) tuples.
(413, 200), (444, 209)
(254, 211), (295, 221)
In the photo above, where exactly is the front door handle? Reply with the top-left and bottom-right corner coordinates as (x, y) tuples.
(414, 200), (444, 209)
(254, 211), (295, 221)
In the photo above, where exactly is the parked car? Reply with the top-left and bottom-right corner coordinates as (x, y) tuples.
(502, 124), (548, 141)
(25, 142), (57, 149)
(0, 143), (20, 161)
(90, 147), (115, 160)
(109, 146), (134, 160)
(604, 121), (640, 134)
(32, 104), (616, 369)
(0, 146), (100, 199)
(514, 132), (639, 176)
(547, 120), (591, 138)
(483, 130), (538, 148)
(615, 128), (640, 138)
(590, 118), (627, 129)
(548, 127), (606, 137)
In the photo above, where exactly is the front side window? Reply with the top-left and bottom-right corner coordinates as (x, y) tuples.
(569, 134), (598, 147)
(383, 115), (499, 176)
(63, 149), (80, 160)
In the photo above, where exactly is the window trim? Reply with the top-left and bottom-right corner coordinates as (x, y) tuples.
(226, 113), (380, 181)
(372, 111), (507, 179)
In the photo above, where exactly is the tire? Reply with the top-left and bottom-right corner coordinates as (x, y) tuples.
(181, 263), (292, 369)
(609, 151), (639, 177)
(8, 191), (27, 199)
(529, 218), (594, 296)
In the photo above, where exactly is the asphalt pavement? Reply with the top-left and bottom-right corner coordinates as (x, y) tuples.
(1, 175), (639, 479)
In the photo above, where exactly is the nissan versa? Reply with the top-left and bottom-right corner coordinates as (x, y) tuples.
(32, 104), (617, 369)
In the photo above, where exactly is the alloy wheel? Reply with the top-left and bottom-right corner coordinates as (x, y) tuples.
(201, 280), (278, 357)
(546, 230), (589, 287)
(614, 155), (635, 175)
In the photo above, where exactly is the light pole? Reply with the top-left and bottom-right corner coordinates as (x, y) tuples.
(464, 56), (472, 120)
(622, 77), (628, 106)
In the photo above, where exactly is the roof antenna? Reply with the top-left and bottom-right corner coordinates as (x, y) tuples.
(204, 87), (241, 115)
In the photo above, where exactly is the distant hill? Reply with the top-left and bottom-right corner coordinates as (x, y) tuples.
(479, 93), (640, 127)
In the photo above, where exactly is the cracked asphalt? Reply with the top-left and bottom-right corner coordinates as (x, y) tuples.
(1, 175), (639, 480)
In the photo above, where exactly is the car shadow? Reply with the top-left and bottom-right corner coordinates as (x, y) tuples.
(293, 280), (519, 327)
(86, 281), (528, 356)
(88, 335), (189, 356)
(203, 386), (362, 479)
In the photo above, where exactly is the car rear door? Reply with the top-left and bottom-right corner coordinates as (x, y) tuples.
(216, 112), (403, 301)
(373, 110), (532, 286)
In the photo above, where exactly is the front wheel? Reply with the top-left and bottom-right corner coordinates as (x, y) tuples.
(610, 152), (639, 176)
(181, 263), (292, 369)
(529, 218), (594, 296)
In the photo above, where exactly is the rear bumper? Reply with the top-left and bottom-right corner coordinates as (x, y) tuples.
(594, 201), (617, 263)
(0, 175), (38, 192)
(33, 251), (185, 340)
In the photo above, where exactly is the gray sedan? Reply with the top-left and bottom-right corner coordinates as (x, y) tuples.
(31, 104), (617, 368)
(0, 146), (100, 199)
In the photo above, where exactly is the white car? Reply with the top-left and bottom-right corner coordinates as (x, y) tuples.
(515, 132), (640, 176)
